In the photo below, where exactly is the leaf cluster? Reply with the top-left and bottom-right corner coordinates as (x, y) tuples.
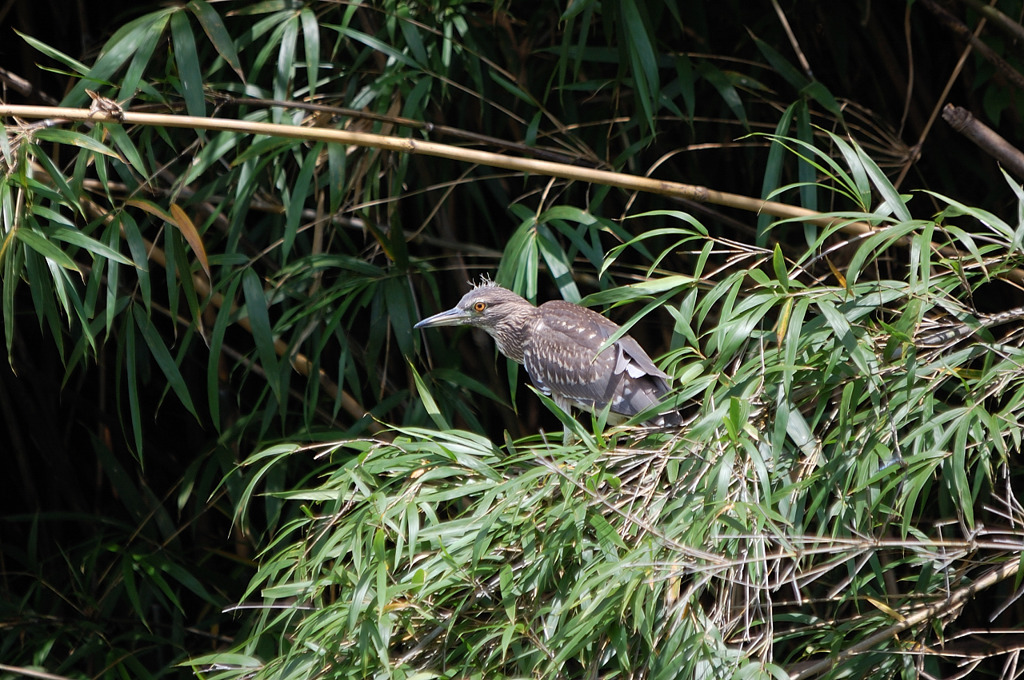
(205, 166), (1024, 676)
(4, 1), (1024, 679)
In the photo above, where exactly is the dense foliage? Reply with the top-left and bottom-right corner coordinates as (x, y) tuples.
(3, 1), (1024, 678)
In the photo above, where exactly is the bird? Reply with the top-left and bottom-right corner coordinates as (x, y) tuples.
(414, 279), (680, 426)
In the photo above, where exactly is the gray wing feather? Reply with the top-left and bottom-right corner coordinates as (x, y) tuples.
(523, 301), (671, 418)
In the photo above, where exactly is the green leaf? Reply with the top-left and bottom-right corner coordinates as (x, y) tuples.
(409, 358), (450, 431)
(0, 118), (12, 168)
(750, 32), (809, 92)
(206, 274), (241, 430)
(697, 60), (748, 129)
(619, 0), (659, 131)
(17, 30), (91, 75)
(242, 268), (283, 405)
(117, 13), (170, 102)
(33, 128), (120, 159)
(588, 512), (627, 551)
(758, 101), (799, 245)
(300, 7), (320, 96)
(334, 25), (422, 69)
(771, 243), (789, 291)
(106, 125), (149, 178)
(188, 0), (245, 83)
(275, 12), (299, 101)
(133, 304), (199, 420)
(32, 151), (84, 217)
(16, 228), (81, 273)
(170, 9), (207, 117)
(581, 275), (696, 305)
(61, 11), (173, 105)
(396, 6), (428, 67)
(48, 226), (135, 266)
(123, 311), (144, 455)
(827, 130), (911, 221)
(535, 223), (580, 303)
(283, 144), (320, 259)
(119, 212), (151, 312)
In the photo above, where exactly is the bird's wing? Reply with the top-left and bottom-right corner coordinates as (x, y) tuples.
(615, 335), (670, 381)
(524, 301), (670, 416)
(543, 302), (670, 380)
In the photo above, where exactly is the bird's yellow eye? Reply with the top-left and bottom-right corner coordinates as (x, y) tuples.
(473, 301), (487, 313)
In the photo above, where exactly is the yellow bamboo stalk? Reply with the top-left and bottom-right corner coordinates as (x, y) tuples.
(3, 104), (1021, 286)
(1, 104), (822, 223)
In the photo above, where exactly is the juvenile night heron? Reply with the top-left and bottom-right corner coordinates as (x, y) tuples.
(414, 279), (680, 426)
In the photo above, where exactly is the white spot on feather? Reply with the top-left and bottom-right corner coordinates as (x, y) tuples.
(625, 362), (646, 378)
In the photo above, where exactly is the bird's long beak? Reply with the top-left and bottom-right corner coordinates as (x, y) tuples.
(414, 306), (470, 329)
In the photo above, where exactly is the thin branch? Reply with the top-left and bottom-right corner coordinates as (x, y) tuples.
(789, 558), (1022, 680)
(919, 0), (1024, 92)
(0, 664), (75, 680)
(957, 0), (1024, 44)
(943, 103), (1024, 180)
(771, 0), (813, 78)
(894, 1), (987, 189)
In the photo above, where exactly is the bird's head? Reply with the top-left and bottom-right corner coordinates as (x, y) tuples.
(414, 280), (533, 332)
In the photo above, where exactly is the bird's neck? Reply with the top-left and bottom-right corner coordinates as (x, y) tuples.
(490, 305), (536, 364)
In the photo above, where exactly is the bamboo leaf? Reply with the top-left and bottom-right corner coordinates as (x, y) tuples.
(117, 14), (169, 102)
(32, 151), (84, 217)
(758, 101), (799, 245)
(300, 7), (320, 96)
(619, 0), (659, 131)
(133, 304), (199, 420)
(104, 221), (122, 336)
(535, 223), (580, 303)
(105, 125), (149, 178)
(1, 232), (17, 357)
(0, 119), (12, 167)
(188, 0), (245, 83)
(16, 228), (81, 273)
(335, 25), (421, 68)
(242, 268), (282, 404)
(750, 32), (808, 92)
(283, 145), (319, 260)
(168, 203), (211, 281)
(206, 274), (242, 430)
(17, 30), (91, 75)
(61, 12), (172, 105)
(119, 212), (152, 312)
(275, 13), (299, 101)
(170, 9), (207, 117)
(48, 226), (135, 266)
(408, 358), (449, 430)
(697, 60), (748, 129)
(32, 128), (120, 159)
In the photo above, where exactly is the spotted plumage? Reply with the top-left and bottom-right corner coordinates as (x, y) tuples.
(414, 279), (679, 426)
